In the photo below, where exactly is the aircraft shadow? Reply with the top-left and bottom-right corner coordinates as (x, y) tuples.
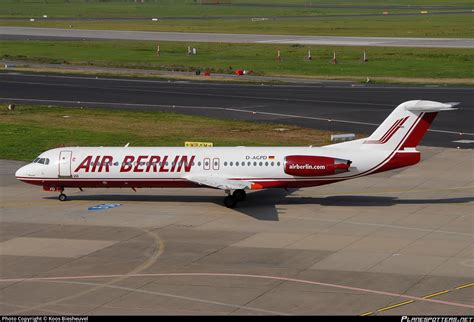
(281, 195), (474, 207)
(45, 192), (473, 222)
(44, 188), (295, 222)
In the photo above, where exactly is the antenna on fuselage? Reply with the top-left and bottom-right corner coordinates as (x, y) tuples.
(124, 143), (130, 147)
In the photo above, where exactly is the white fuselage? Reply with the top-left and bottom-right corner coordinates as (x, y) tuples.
(15, 145), (387, 189)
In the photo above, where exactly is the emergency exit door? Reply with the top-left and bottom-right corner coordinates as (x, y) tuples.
(203, 158), (210, 170)
(212, 158), (220, 170)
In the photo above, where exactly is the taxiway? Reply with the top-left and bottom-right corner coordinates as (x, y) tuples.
(0, 146), (472, 315)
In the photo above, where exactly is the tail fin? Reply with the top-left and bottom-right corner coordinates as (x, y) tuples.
(364, 100), (458, 150)
(325, 100), (458, 174)
(363, 100), (458, 174)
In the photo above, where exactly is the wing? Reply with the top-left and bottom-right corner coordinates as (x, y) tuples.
(187, 176), (257, 190)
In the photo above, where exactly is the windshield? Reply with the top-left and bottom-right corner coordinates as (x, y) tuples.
(32, 157), (50, 165)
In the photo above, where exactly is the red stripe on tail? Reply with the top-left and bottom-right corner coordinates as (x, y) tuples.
(379, 118), (403, 143)
(380, 116), (409, 144)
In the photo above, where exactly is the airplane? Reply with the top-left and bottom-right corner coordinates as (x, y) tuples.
(15, 100), (458, 208)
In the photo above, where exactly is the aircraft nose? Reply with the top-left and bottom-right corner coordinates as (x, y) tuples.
(15, 165), (28, 179)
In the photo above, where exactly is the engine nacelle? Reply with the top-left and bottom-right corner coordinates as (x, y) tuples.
(284, 155), (351, 177)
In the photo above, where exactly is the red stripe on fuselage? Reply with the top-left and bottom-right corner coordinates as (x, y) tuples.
(18, 178), (342, 189)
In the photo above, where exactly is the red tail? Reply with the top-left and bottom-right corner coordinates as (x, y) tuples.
(401, 112), (438, 149)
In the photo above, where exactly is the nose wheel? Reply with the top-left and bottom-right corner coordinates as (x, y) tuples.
(58, 193), (67, 201)
(223, 189), (246, 208)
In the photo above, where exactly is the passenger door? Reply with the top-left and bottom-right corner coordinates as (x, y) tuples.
(59, 151), (72, 177)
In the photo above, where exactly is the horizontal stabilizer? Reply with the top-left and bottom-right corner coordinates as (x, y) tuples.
(405, 100), (459, 112)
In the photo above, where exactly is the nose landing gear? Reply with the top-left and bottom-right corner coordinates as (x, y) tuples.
(223, 189), (246, 208)
(57, 188), (67, 201)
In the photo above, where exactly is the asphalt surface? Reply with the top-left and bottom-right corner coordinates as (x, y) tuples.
(1, 27), (473, 48)
(1, 146), (473, 315)
(0, 72), (472, 148)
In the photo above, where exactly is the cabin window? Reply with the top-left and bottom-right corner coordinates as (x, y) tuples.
(224, 161), (228, 166)
(236, 162), (239, 166)
(265, 162), (268, 166)
(230, 162), (233, 166)
(271, 162), (274, 166)
(259, 162), (263, 166)
(277, 162), (281, 166)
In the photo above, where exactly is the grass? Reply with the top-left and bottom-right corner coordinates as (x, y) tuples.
(1, 40), (473, 80)
(0, 105), (332, 161)
(3, 13), (473, 38)
(2, 0), (472, 18)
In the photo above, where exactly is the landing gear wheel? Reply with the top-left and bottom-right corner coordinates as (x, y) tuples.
(58, 193), (67, 202)
(224, 195), (237, 208)
(233, 189), (246, 202)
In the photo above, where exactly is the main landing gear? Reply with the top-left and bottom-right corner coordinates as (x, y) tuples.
(223, 189), (246, 208)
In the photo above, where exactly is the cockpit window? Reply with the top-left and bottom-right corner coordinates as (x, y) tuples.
(33, 157), (49, 165)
